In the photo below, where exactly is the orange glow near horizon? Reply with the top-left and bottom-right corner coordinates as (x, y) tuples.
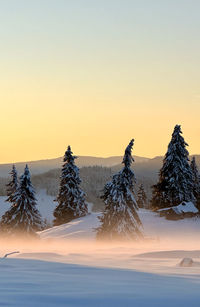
(0, 94), (199, 163)
(0, 1), (200, 163)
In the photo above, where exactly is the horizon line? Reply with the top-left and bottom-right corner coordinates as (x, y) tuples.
(0, 153), (199, 166)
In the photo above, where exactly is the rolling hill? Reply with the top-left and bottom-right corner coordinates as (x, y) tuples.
(0, 155), (149, 177)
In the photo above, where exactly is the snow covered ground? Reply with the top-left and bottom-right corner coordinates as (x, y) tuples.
(1, 258), (200, 307)
(39, 212), (99, 240)
(1, 192), (200, 306)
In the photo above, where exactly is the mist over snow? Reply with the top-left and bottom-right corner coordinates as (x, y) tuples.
(1, 200), (200, 306)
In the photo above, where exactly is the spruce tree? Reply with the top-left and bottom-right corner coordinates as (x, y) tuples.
(137, 184), (147, 208)
(151, 125), (195, 209)
(96, 139), (143, 241)
(190, 156), (200, 211)
(0, 165), (44, 236)
(6, 165), (18, 203)
(53, 146), (88, 226)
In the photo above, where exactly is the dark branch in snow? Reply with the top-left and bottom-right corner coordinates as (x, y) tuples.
(3, 251), (20, 258)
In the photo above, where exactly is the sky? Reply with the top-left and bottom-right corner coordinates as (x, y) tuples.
(0, 0), (200, 163)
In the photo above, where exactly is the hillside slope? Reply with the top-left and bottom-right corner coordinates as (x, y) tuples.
(0, 155), (149, 177)
(39, 209), (200, 245)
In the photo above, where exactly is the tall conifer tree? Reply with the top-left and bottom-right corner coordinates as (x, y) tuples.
(96, 139), (143, 241)
(190, 156), (200, 210)
(53, 146), (88, 226)
(6, 165), (18, 203)
(151, 125), (195, 209)
(137, 184), (147, 208)
(0, 165), (44, 236)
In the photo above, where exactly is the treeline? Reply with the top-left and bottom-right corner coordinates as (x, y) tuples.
(30, 166), (152, 211)
(0, 124), (199, 240)
(0, 140), (145, 239)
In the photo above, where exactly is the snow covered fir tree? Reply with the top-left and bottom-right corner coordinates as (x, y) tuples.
(151, 125), (195, 212)
(96, 139), (143, 241)
(0, 165), (44, 236)
(6, 165), (18, 204)
(137, 184), (147, 208)
(53, 146), (88, 226)
(190, 156), (200, 211)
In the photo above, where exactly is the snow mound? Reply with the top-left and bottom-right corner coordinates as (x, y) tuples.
(158, 202), (198, 214)
(173, 202), (198, 214)
(179, 258), (194, 267)
(39, 213), (100, 240)
(179, 258), (200, 267)
(135, 250), (200, 259)
(18, 252), (64, 259)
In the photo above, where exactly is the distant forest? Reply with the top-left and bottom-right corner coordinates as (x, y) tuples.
(0, 153), (199, 211)
(0, 166), (154, 211)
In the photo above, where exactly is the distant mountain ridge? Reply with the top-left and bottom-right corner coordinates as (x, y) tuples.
(0, 155), (199, 209)
(0, 155), (149, 177)
(111, 155), (200, 181)
(0, 154), (199, 178)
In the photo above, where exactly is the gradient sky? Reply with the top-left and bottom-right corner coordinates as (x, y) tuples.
(0, 0), (200, 163)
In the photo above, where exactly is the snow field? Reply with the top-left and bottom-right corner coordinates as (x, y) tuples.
(1, 258), (200, 307)
(0, 193), (200, 306)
